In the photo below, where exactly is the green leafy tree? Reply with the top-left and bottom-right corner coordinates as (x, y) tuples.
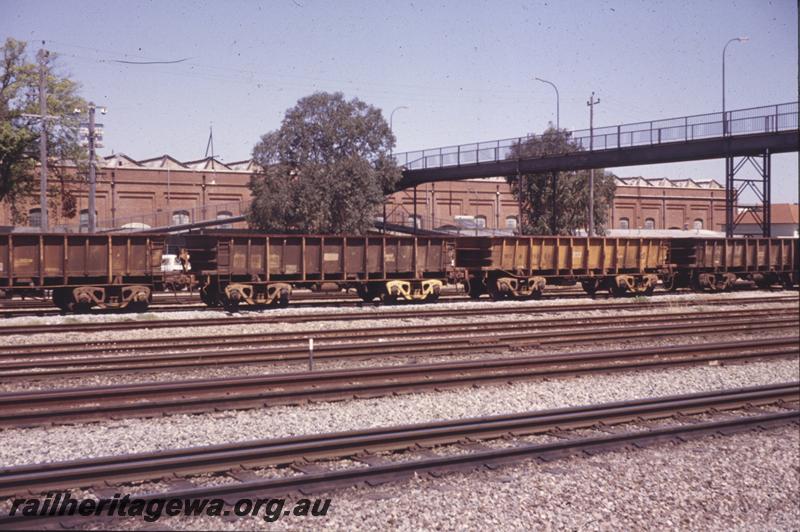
(506, 127), (616, 235)
(0, 38), (87, 223)
(249, 92), (400, 234)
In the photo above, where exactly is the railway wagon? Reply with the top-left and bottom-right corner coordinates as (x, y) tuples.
(667, 237), (799, 291)
(456, 236), (671, 299)
(0, 233), (165, 311)
(181, 232), (453, 309)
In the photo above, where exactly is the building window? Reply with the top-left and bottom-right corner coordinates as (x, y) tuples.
(693, 219), (703, 230)
(505, 216), (518, 229)
(475, 215), (487, 228)
(407, 215), (422, 229)
(454, 215), (475, 228)
(216, 210), (232, 229)
(172, 210), (190, 226)
(619, 217), (630, 230)
(79, 209), (96, 232)
(28, 208), (41, 228)
(644, 218), (655, 230)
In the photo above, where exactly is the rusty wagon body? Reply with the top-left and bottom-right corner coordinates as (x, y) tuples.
(0, 233), (164, 311)
(181, 232), (453, 308)
(667, 237), (799, 291)
(455, 236), (674, 298)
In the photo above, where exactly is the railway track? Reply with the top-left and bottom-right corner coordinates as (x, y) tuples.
(0, 284), (791, 318)
(0, 290), (471, 318)
(2, 304), (793, 358)
(0, 293), (795, 337)
(1, 336), (796, 428)
(1, 383), (796, 529)
(1, 308), (797, 380)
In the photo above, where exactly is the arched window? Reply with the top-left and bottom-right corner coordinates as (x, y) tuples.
(644, 218), (656, 230)
(475, 215), (487, 228)
(505, 216), (518, 229)
(407, 215), (422, 229)
(172, 210), (191, 226)
(693, 219), (703, 230)
(619, 217), (630, 230)
(454, 215), (475, 228)
(216, 211), (233, 229)
(28, 208), (41, 228)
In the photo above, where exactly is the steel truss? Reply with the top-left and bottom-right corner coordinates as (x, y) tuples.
(725, 150), (771, 237)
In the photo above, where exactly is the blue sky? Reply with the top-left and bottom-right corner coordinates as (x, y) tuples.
(1, 0), (797, 202)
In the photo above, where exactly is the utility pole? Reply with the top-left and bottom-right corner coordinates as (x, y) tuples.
(388, 106), (408, 234)
(74, 104), (104, 232)
(586, 92), (600, 236)
(87, 103), (97, 232)
(37, 46), (49, 231)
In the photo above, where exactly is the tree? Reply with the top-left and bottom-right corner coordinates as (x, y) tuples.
(249, 92), (400, 234)
(506, 127), (616, 235)
(0, 38), (87, 224)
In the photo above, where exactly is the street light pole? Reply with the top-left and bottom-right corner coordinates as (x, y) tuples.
(388, 106), (408, 233)
(535, 77), (559, 130)
(586, 91), (600, 237)
(722, 37), (748, 135)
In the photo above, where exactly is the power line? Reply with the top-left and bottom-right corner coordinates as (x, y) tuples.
(108, 58), (191, 65)
(41, 39), (539, 99)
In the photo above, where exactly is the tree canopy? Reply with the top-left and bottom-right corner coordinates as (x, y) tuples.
(506, 127), (616, 235)
(249, 91), (400, 234)
(0, 38), (87, 223)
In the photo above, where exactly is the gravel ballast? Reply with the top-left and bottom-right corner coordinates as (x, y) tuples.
(51, 424), (800, 531)
(1, 358), (796, 467)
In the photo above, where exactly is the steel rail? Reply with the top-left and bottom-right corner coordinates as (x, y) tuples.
(2, 313), (796, 380)
(115, 412), (800, 501)
(1, 305), (793, 359)
(1, 410), (796, 530)
(0, 336), (796, 428)
(0, 294), (794, 337)
(0, 382), (795, 498)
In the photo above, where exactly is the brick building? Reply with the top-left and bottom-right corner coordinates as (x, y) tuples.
(1, 153), (729, 234)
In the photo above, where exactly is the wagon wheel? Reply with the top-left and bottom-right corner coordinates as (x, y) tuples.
(71, 301), (92, 314)
(754, 275), (773, 290)
(380, 291), (398, 305)
(610, 283), (628, 298)
(200, 287), (221, 308)
(466, 279), (484, 299)
(222, 296), (240, 313)
(661, 274), (677, 292)
(689, 274), (704, 293)
(52, 288), (72, 313)
(580, 279), (599, 297)
(127, 300), (150, 313)
(642, 284), (656, 297)
(487, 281), (507, 301)
(277, 288), (290, 308)
(356, 284), (376, 303)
